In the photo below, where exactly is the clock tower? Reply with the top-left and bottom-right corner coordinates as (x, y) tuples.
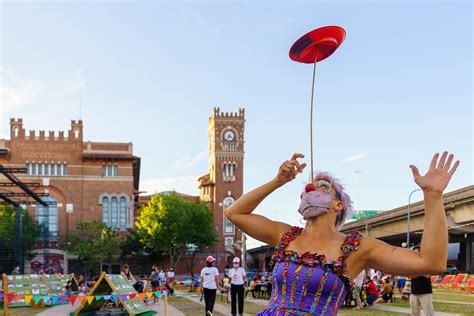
(199, 107), (245, 271)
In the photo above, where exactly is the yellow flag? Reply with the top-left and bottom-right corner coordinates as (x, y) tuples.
(145, 292), (153, 298)
(25, 295), (33, 303)
(86, 296), (94, 304)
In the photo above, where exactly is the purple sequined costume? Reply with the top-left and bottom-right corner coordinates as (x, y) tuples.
(257, 226), (361, 316)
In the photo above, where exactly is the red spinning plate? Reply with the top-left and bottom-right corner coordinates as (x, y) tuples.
(289, 26), (346, 64)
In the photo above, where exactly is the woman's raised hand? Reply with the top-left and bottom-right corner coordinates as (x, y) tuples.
(274, 153), (307, 186)
(409, 151), (460, 195)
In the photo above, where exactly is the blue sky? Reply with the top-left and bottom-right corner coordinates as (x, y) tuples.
(1, 1), (472, 248)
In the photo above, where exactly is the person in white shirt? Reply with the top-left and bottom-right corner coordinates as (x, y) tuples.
(166, 268), (175, 290)
(229, 257), (247, 316)
(200, 256), (220, 316)
(353, 269), (366, 310)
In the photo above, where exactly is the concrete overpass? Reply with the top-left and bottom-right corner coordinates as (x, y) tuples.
(341, 185), (474, 272)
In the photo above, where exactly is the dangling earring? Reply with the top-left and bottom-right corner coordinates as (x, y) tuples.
(300, 217), (306, 225)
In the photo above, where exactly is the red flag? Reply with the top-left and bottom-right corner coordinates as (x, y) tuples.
(6, 294), (15, 304)
(69, 295), (77, 305)
(129, 293), (137, 299)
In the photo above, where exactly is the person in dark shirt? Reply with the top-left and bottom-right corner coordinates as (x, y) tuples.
(410, 245), (434, 316)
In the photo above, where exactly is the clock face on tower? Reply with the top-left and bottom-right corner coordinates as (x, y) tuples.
(224, 130), (235, 142)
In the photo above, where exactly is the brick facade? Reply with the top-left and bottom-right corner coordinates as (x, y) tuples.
(0, 118), (140, 274)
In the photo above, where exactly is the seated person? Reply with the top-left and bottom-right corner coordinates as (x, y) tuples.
(374, 278), (393, 304)
(365, 278), (379, 305)
(246, 277), (259, 298)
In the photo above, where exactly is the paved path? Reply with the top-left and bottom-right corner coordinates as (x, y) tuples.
(368, 304), (461, 315)
(433, 299), (474, 305)
(35, 297), (184, 315)
(175, 290), (252, 316)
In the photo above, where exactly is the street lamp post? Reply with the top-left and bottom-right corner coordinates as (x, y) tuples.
(407, 189), (422, 247)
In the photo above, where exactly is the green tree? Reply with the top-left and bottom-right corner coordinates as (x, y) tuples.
(60, 220), (122, 276)
(0, 204), (40, 274)
(135, 192), (216, 272)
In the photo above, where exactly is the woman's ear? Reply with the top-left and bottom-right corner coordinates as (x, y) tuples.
(336, 201), (344, 212)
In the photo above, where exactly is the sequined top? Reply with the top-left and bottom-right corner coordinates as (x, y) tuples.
(257, 226), (361, 316)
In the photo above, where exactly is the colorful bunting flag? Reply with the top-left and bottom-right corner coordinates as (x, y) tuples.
(86, 296), (94, 304)
(60, 295), (68, 304)
(95, 295), (103, 301)
(103, 295), (111, 300)
(138, 293), (145, 301)
(129, 293), (136, 299)
(34, 296), (42, 304)
(111, 295), (118, 301)
(6, 294), (15, 304)
(120, 294), (128, 302)
(145, 292), (153, 298)
(25, 295), (33, 304)
(0, 294), (4, 300)
(69, 295), (77, 305)
(154, 291), (161, 298)
(43, 296), (51, 303)
(16, 294), (24, 301)
(51, 296), (60, 305)
(77, 296), (85, 305)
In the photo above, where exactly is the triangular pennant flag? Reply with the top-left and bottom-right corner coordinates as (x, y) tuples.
(25, 295), (33, 304)
(51, 296), (60, 305)
(120, 294), (128, 302)
(154, 291), (161, 298)
(60, 295), (68, 304)
(111, 295), (118, 301)
(129, 293), (137, 299)
(16, 294), (24, 301)
(0, 294), (4, 300)
(95, 295), (103, 301)
(86, 296), (94, 304)
(138, 293), (145, 301)
(6, 294), (15, 304)
(43, 296), (51, 303)
(69, 295), (77, 306)
(145, 292), (153, 298)
(77, 296), (85, 305)
(34, 296), (42, 304)
(103, 295), (111, 300)
(163, 290), (168, 296)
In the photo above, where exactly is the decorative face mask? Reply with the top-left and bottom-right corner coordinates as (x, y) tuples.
(298, 181), (336, 220)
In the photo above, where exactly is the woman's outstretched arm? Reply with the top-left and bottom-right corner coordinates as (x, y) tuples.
(357, 152), (460, 276)
(225, 153), (306, 246)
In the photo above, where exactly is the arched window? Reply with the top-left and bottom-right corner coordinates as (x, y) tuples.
(44, 162), (49, 175)
(108, 164), (112, 177)
(120, 197), (127, 230)
(26, 162), (29, 175)
(102, 197), (110, 226)
(51, 162), (55, 176)
(38, 163), (43, 176)
(13, 127), (19, 137)
(102, 165), (106, 177)
(36, 196), (58, 239)
(114, 165), (119, 177)
(63, 163), (68, 176)
(223, 197), (235, 234)
(57, 162), (61, 176)
(111, 197), (118, 228)
(32, 163), (36, 175)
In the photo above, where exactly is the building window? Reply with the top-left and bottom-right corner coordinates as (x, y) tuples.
(38, 163), (43, 176)
(26, 162), (29, 175)
(111, 197), (118, 228)
(63, 163), (68, 176)
(57, 163), (61, 176)
(36, 196), (58, 239)
(108, 165), (112, 177)
(51, 163), (55, 176)
(32, 163), (36, 175)
(44, 163), (49, 176)
(114, 165), (119, 177)
(223, 197), (235, 234)
(102, 165), (106, 177)
(120, 197), (126, 230)
(102, 197), (109, 226)
(225, 237), (234, 247)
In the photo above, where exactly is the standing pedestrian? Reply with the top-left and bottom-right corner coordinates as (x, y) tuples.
(410, 245), (434, 316)
(167, 268), (175, 294)
(150, 265), (160, 303)
(229, 257), (247, 316)
(200, 256), (220, 316)
(353, 269), (366, 310)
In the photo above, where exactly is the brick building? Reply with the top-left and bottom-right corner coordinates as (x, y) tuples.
(139, 107), (245, 274)
(0, 118), (140, 274)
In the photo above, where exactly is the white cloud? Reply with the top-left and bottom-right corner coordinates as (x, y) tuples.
(0, 69), (45, 114)
(342, 152), (368, 162)
(172, 150), (208, 171)
(140, 175), (200, 195)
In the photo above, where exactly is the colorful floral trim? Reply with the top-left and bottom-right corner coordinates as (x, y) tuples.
(270, 226), (361, 293)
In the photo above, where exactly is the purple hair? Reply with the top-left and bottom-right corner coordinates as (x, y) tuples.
(310, 171), (354, 228)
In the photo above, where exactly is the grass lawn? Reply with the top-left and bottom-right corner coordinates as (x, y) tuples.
(168, 296), (225, 316)
(0, 306), (50, 315)
(433, 292), (474, 303)
(389, 300), (474, 315)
